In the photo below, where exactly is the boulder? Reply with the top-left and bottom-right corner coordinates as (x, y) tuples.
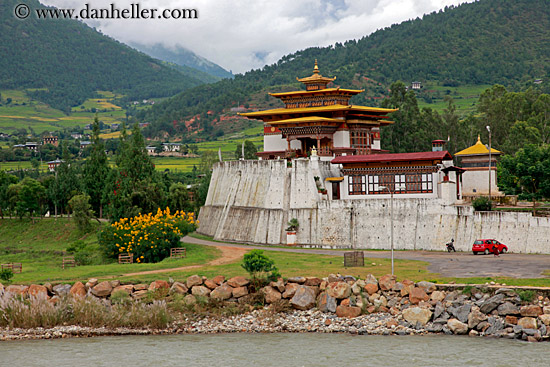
(468, 308), (487, 329)
(402, 306), (433, 326)
(290, 285), (316, 310)
(110, 280), (120, 288)
(132, 290), (148, 300)
(543, 306), (550, 315)
(262, 286), (281, 304)
(184, 294), (197, 305)
(317, 292), (337, 313)
(191, 285), (211, 297)
(378, 274), (396, 291)
(282, 283), (299, 298)
(270, 278), (285, 292)
(538, 314), (550, 326)
(340, 298), (350, 307)
(352, 280), (365, 295)
(227, 276), (249, 288)
(335, 305), (362, 318)
(480, 294), (505, 314)
(232, 286), (248, 298)
(447, 318), (469, 335)
(287, 276), (306, 284)
(505, 315), (518, 325)
(170, 282), (189, 294)
(53, 284), (72, 296)
(86, 278), (98, 288)
(69, 282), (87, 298)
(430, 291), (446, 302)
(112, 285), (134, 295)
(27, 284), (48, 299)
(327, 274), (340, 283)
(498, 302), (520, 316)
(204, 279), (218, 290)
(304, 277), (322, 287)
(409, 287), (429, 304)
(6, 285), (28, 296)
(43, 282), (53, 293)
(520, 305), (543, 317)
(450, 304), (472, 323)
(212, 275), (225, 285)
(400, 279), (415, 296)
(416, 281), (436, 293)
(364, 283), (379, 295)
(517, 317), (537, 330)
(91, 281), (112, 297)
(186, 275), (203, 288)
(0, 282), (3, 295)
(326, 281), (351, 299)
(210, 284), (233, 301)
(149, 280), (170, 292)
(133, 284), (148, 291)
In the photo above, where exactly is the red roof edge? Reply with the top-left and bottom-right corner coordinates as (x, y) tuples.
(331, 151), (452, 164)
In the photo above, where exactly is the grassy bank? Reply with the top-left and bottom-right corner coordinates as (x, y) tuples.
(0, 218), (220, 284)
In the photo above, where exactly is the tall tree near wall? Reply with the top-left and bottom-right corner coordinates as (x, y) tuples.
(83, 116), (110, 218)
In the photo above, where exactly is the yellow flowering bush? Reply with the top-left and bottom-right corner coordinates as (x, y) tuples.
(99, 208), (197, 263)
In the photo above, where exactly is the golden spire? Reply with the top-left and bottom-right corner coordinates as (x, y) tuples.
(313, 59), (319, 74)
(477, 134), (481, 143)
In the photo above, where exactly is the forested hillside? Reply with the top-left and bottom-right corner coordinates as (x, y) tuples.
(140, 0), (550, 138)
(0, 0), (204, 112)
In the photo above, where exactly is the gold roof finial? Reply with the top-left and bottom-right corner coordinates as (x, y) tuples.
(477, 134), (481, 143)
(313, 59), (319, 74)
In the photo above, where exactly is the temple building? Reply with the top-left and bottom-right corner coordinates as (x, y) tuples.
(241, 61), (397, 160)
(241, 61), (461, 201)
(455, 135), (502, 197)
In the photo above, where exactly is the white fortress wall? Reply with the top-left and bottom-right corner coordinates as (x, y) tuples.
(198, 161), (550, 253)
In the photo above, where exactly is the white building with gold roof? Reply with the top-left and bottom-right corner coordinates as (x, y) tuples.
(455, 135), (502, 197)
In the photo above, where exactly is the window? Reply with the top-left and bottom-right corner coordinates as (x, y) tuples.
(348, 175), (366, 195)
(366, 171), (434, 194)
(350, 130), (370, 155)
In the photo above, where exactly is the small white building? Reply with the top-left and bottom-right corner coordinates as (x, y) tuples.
(455, 135), (502, 197)
(146, 146), (157, 155)
(163, 143), (181, 152)
(411, 81), (422, 90)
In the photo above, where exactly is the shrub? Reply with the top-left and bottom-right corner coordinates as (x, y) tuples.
(99, 207), (196, 263)
(0, 268), (14, 283)
(286, 218), (299, 231)
(516, 289), (536, 303)
(69, 194), (94, 233)
(241, 249), (280, 287)
(472, 196), (492, 211)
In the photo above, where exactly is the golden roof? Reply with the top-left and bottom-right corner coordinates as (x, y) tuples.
(296, 60), (336, 84)
(269, 87), (363, 98)
(240, 104), (398, 118)
(267, 116), (343, 125)
(455, 135), (502, 156)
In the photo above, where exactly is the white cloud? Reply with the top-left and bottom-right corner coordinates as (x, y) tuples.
(40, 0), (473, 73)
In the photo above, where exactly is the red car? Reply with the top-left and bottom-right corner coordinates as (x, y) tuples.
(472, 239), (508, 255)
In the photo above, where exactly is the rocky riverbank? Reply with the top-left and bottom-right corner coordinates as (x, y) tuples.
(2, 274), (550, 342)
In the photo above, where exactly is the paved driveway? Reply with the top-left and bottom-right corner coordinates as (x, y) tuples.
(183, 236), (550, 279)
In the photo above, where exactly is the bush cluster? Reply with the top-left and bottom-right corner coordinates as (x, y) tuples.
(99, 207), (196, 263)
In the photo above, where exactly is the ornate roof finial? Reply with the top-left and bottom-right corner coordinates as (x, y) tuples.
(313, 59), (319, 74)
(477, 134), (481, 143)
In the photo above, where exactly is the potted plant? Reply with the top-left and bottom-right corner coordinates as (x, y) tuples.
(285, 218), (299, 246)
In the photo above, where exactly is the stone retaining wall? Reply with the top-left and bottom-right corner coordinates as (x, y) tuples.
(199, 160), (550, 253)
(2, 274), (550, 342)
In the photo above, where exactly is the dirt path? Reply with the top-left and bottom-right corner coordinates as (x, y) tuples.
(108, 246), (247, 278)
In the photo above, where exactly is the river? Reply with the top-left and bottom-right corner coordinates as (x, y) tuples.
(1, 333), (548, 366)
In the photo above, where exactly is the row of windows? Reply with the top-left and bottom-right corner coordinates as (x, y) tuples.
(348, 173), (434, 195)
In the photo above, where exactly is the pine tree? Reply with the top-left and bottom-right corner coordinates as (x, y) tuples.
(82, 116), (110, 218)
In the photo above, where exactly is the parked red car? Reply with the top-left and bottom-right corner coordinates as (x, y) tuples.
(472, 239), (508, 255)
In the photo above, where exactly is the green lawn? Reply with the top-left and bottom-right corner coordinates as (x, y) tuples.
(417, 84), (491, 115)
(1, 219), (550, 287)
(0, 218), (220, 284)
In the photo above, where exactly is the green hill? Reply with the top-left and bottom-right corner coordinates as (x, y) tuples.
(140, 0), (550, 137)
(0, 0), (205, 112)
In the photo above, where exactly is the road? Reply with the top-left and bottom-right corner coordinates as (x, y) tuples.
(183, 236), (550, 279)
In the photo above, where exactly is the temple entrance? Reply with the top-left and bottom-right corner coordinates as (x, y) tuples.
(301, 137), (317, 155)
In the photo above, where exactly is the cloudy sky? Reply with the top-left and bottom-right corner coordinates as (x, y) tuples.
(41, 0), (473, 73)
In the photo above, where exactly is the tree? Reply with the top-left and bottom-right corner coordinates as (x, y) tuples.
(241, 249), (280, 288)
(52, 142), (81, 216)
(168, 182), (191, 211)
(69, 194), (94, 233)
(10, 177), (46, 222)
(234, 140), (258, 160)
(0, 171), (18, 218)
(83, 116), (110, 218)
(498, 144), (550, 212)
